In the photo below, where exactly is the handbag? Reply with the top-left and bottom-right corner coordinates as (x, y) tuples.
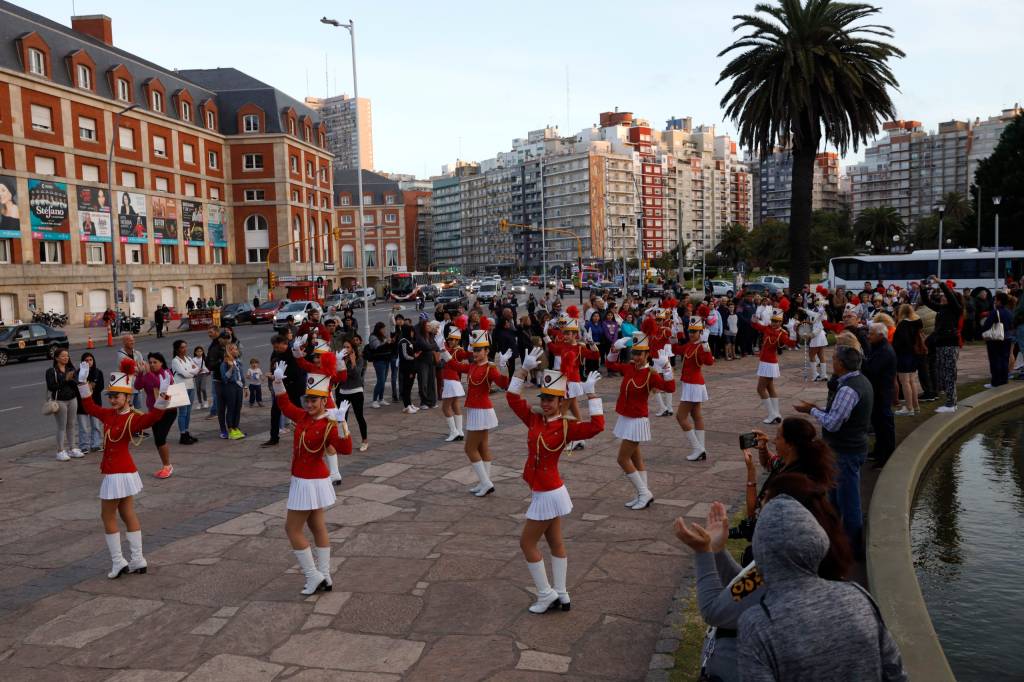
(912, 330), (928, 356)
(42, 388), (59, 416)
(982, 321), (1005, 341)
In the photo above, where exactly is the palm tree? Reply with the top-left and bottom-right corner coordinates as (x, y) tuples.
(854, 206), (905, 252)
(718, 0), (903, 290)
(942, 191), (971, 225)
(714, 222), (748, 267)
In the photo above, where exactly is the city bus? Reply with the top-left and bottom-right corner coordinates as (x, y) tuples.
(387, 271), (444, 301)
(828, 249), (1024, 291)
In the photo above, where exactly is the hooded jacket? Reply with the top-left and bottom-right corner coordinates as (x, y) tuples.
(738, 496), (907, 682)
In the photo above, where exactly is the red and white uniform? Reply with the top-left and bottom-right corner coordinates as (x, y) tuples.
(296, 356), (348, 408)
(80, 401), (166, 499)
(670, 340), (715, 403)
(440, 347), (470, 399)
(547, 340), (599, 398)
(444, 358), (511, 430)
(605, 356), (676, 442)
(751, 322), (797, 378)
(276, 392), (352, 510)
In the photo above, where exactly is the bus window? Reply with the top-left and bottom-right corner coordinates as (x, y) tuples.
(879, 259), (932, 282)
(833, 258), (879, 282)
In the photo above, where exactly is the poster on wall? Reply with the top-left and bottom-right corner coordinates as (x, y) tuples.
(181, 200), (204, 245)
(117, 191), (148, 244)
(151, 196), (179, 245)
(0, 175), (21, 239)
(28, 179), (70, 240)
(207, 203), (227, 247)
(76, 186), (112, 243)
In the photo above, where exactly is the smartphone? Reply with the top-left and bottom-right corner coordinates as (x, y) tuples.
(738, 432), (758, 450)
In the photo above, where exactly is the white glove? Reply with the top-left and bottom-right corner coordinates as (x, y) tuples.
(581, 370), (601, 394)
(496, 349), (513, 366)
(78, 382), (92, 399)
(272, 361), (288, 382)
(77, 363), (90, 384)
(582, 327), (593, 344)
(660, 346), (674, 362)
(440, 349), (452, 363)
(521, 347), (543, 372)
(291, 335), (308, 358)
(336, 349), (349, 368)
(434, 328), (446, 350)
(613, 337), (630, 351)
(543, 319), (554, 334)
(157, 374), (172, 396)
(700, 328), (710, 344)
(328, 400), (350, 422)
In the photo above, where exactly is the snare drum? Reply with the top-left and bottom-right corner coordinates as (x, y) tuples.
(797, 323), (814, 342)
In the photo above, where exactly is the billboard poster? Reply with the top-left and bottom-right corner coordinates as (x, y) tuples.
(152, 196), (179, 245)
(181, 200), (204, 245)
(207, 203), (227, 247)
(0, 175), (21, 239)
(118, 191), (148, 244)
(28, 179), (70, 241)
(76, 186), (112, 243)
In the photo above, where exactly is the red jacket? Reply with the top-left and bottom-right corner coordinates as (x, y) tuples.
(276, 393), (352, 479)
(444, 359), (510, 408)
(751, 322), (797, 363)
(670, 341), (715, 385)
(440, 347), (470, 381)
(547, 341), (599, 382)
(506, 390), (604, 491)
(604, 359), (675, 418)
(80, 400), (166, 475)
(297, 320), (331, 342)
(648, 325), (672, 356)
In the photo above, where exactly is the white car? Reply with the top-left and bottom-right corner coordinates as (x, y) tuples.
(758, 275), (790, 289)
(273, 301), (322, 330)
(708, 280), (734, 297)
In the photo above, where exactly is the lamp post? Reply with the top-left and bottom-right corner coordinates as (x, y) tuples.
(975, 184), (982, 249)
(865, 240), (872, 255)
(993, 196), (1002, 289)
(107, 102), (139, 334)
(892, 233), (901, 253)
(936, 206), (945, 280)
(321, 16), (369, 333)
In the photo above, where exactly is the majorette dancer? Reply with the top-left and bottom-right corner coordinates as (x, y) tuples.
(270, 362), (353, 595)
(644, 306), (676, 417)
(506, 352), (605, 613)
(77, 359), (169, 579)
(751, 308), (798, 424)
(437, 323), (513, 497)
(671, 314), (715, 462)
(544, 305), (600, 451)
(802, 288), (831, 381)
(440, 317), (470, 442)
(291, 336), (348, 485)
(605, 331), (676, 509)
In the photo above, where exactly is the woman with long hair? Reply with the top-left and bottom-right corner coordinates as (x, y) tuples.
(366, 321), (394, 408)
(220, 343), (245, 440)
(892, 304), (923, 416)
(335, 338), (368, 452)
(46, 348), (81, 461)
(193, 346), (210, 408)
(134, 352), (178, 478)
(170, 340), (199, 444)
(923, 277), (964, 413)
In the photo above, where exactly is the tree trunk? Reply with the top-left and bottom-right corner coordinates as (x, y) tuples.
(789, 144), (817, 292)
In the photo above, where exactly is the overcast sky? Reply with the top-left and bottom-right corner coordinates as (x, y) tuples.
(25, 0), (1024, 176)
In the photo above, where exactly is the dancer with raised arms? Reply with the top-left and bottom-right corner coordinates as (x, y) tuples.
(545, 306), (600, 451)
(292, 336), (348, 485)
(751, 309), (798, 424)
(671, 316), (715, 462)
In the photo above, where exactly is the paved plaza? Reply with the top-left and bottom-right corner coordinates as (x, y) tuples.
(0, 346), (992, 680)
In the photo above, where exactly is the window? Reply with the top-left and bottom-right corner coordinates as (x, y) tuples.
(184, 182), (196, 197)
(245, 214), (268, 231)
(290, 156), (298, 172)
(151, 90), (163, 112)
(244, 189), (265, 202)
(304, 127), (311, 142)
(155, 177), (169, 192)
(243, 154), (263, 171)
(181, 101), (192, 122)
(182, 143), (194, 164)
(209, 187), (220, 200)
(362, 213), (374, 226)
(28, 48), (46, 75)
(243, 114), (260, 133)
(212, 248), (224, 264)
(117, 78), (131, 102)
(30, 104), (52, 132)
(340, 195), (350, 206)
(363, 194), (372, 205)
(205, 110), (216, 130)
(341, 214), (352, 225)
(385, 243), (399, 268)
(385, 194), (396, 205)
(76, 64), (91, 90)
(207, 150), (218, 169)
(291, 190), (299, 202)
(187, 246), (199, 264)
(121, 170), (136, 187)
(39, 241), (61, 264)
(153, 135), (167, 157)
(341, 244), (355, 268)
(81, 164), (99, 182)
(86, 244), (105, 264)
(78, 116), (97, 142)
(306, 161), (313, 177)
(247, 248), (268, 263)
(0, 239), (11, 264)
(34, 156), (55, 175)
(385, 213), (397, 224)
(364, 244), (377, 268)
(118, 126), (134, 150)
(126, 244), (142, 264)
(288, 119), (296, 135)
(158, 245), (174, 264)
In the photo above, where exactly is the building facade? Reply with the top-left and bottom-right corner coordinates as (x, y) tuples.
(333, 169), (407, 289)
(751, 149), (841, 226)
(968, 104), (1022, 187)
(0, 3), (334, 326)
(305, 94), (373, 173)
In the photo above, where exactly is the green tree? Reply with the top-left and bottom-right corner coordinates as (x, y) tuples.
(718, 0), (903, 291)
(746, 219), (790, 268)
(810, 209), (855, 269)
(713, 223), (748, 267)
(974, 114), (1024, 248)
(854, 206), (905, 252)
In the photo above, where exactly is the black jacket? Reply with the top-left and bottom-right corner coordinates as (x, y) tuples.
(923, 281), (963, 347)
(206, 340), (225, 379)
(46, 364), (79, 401)
(269, 349), (305, 395)
(862, 340), (897, 409)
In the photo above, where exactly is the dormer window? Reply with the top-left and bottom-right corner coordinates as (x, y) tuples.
(28, 48), (45, 75)
(243, 114), (260, 133)
(181, 101), (192, 122)
(288, 119), (296, 135)
(117, 78), (131, 102)
(151, 90), (163, 112)
(206, 110), (216, 130)
(76, 64), (91, 90)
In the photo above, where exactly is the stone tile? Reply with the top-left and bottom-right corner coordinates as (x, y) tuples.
(270, 631), (425, 674)
(332, 593), (423, 636)
(187, 558), (221, 566)
(25, 596), (162, 648)
(652, 498), (694, 509)
(325, 557), (433, 595)
(411, 581), (523, 635)
(360, 462), (412, 479)
(213, 606), (239, 618)
(184, 653), (283, 681)
(157, 559), (278, 607)
(586, 551), (686, 589)
(580, 513), (608, 521)
(571, 616), (660, 678)
(685, 502), (711, 518)
(205, 512), (273, 536)
(0, 591), (95, 641)
(517, 649), (572, 674)
(322, 500), (403, 526)
(284, 672), (400, 682)
(302, 614), (333, 630)
(106, 671), (188, 682)
(340, 483), (415, 504)
(407, 634), (516, 681)
(337, 533), (442, 559)
(510, 606), (603, 655)
(314, 590), (352, 615)
(206, 601), (308, 656)
(189, 618), (228, 636)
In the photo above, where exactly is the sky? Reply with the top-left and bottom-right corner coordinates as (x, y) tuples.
(21, 0), (1024, 176)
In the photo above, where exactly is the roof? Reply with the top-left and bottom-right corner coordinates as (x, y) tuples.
(179, 68), (322, 135)
(334, 170), (401, 205)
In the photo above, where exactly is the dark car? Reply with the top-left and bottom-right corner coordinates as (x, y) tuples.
(437, 288), (469, 312)
(220, 302), (255, 326)
(643, 282), (665, 298)
(0, 323), (69, 367)
(252, 299), (290, 324)
(591, 281), (621, 298)
(741, 281), (779, 296)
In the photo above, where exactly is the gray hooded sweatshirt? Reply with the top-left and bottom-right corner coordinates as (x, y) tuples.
(738, 495), (907, 682)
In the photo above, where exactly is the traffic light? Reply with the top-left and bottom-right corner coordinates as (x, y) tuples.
(333, 228), (342, 239)
(268, 272), (278, 288)
(499, 219), (509, 232)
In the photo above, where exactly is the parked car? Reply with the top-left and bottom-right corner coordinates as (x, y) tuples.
(741, 281), (780, 296)
(557, 280), (575, 295)
(323, 294), (346, 313)
(219, 302), (255, 326)
(758, 275), (790, 289)
(643, 282), (665, 298)
(437, 288), (469, 312)
(476, 282), (501, 304)
(0, 323), (69, 366)
(708, 280), (734, 297)
(253, 299), (290, 323)
(347, 287), (377, 309)
(273, 301), (322, 331)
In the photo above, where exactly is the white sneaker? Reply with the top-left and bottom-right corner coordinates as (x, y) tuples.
(409, 405), (419, 413)
(419, 404), (431, 410)
(983, 384), (994, 389)
(935, 405), (957, 414)
(894, 407), (913, 416)
(379, 399), (390, 406)
(359, 442), (369, 452)
(371, 400), (381, 408)
(56, 450), (70, 462)
(69, 448), (84, 458)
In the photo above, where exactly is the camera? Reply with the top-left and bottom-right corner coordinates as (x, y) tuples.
(728, 516), (756, 541)
(738, 432), (758, 450)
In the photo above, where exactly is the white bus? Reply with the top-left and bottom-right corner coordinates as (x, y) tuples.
(828, 249), (1024, 291)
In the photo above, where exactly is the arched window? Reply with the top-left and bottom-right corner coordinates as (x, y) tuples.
(244, 214), (269, 263)
(292, 215), (302, 262)
(364, 243), (377, 268)
(341, 244), (355, 269)
(385, 243), (399, 268)
(245, 214), (267, 231)
(309, 217), (318, 262)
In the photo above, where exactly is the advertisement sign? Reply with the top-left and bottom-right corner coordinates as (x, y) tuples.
(207, 203), (227, 247)
(118, 192), (148, 244)
(151, 196), (179, 245)
(76, 186), (112, 243)
(181, 200), (204, 245)
(28, 179), (70, 240)
(0, 175), (21, 239)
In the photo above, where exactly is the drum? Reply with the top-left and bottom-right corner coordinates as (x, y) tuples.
(797, 323), (814, 341)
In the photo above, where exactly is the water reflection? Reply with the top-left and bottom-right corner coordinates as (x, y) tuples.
(911, 406), (1024, 681)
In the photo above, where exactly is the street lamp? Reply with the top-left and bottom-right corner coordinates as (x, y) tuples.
(993, 196), (1002, 289)
(892, 233), (901, 253)
(865, 240), (872, 254)
(936, 206), (945, 279)
(322, 16), (369, 333)
(107, 102), (139, 333)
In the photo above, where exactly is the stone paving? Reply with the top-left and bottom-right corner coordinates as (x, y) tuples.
(0, 345), (992, 680)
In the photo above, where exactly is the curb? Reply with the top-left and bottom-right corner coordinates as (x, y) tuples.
(866, 382), (1024, 682)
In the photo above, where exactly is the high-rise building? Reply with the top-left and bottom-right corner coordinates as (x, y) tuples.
(750, 149), (841, 226)
(461, 167), (516, 274)
(968, 104), (1022, 186)
(430, 161), (478, 271)
(305, 94), (373, 172)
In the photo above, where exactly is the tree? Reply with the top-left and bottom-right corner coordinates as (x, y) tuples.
(746, 219), (790, 268)
(717, 0), (903, 291)
(714, 223), (748, 267)
(974, 114), (1024, 249)
(854, 206), (905, 252)
(810, 209), (855, 269)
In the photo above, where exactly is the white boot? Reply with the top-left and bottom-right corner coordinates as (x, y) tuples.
(686, 430), (707, 462)
(313, 545), (333, 590)
(294, 547), (327, 595)
(105, 532), (129, 579)
(445, 416), (459, 442)
(454, 414), (465, 440)
(761, 398), (775, 424)
(472, 461), (494, 497)
(624, 471), (642, 508)
(327, 454), (342, 486)
(770, 398), (782, 423)
(627, 471), (653, 509)
(527, 559), (559, 614)
(126, 530), (147, 574)
(551, 555), (570, 610)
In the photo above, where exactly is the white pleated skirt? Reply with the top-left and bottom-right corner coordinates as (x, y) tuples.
(613, 414), (651, 442)
(526, 485), (573, 521)
(441, 379), (465, 399)
(567, 381), (585, 399)
(679, 382), (709, 403)
(810, 332), (828, 348)
(287, 476), (337, 511)
(464, 407), (498, 431)
(757, 361), (781, 378)
(99, 472), (143, 500)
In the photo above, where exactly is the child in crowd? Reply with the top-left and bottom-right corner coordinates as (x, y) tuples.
(725, 303), (739, 361)
(193, 346), (210, 408)
(246, 358), (264, 407)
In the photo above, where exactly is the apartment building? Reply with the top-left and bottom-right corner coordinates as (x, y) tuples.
(430, 171), (468, 271)
(333, 169), (407, 288)
(968, 104), (1021, 186)
(305, 94), (373, 173)
(0, 2), (334, 325)
(751, 149), (841, 226)
(460, 166), (516, 274)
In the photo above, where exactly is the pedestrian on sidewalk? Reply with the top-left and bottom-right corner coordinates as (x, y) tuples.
(263, 334), (305, 449)
(366, 322), (393, 408)
(134, 352), (178, 479)
(922, 277), (964, 413)
(46, 348), (82, 461)
(981, 291), (1014, 387)
(219, 343), (245, 440)
(863, 323), (897, 468)
(76, 352), (104, 453)
(192, 346), (210, 408)
(892, 304), (923, 416)
(398, 324), (419, 412)
(170, 340), (199, 445)
(335, 338), (368, 452)
(206, 329), (228, 420)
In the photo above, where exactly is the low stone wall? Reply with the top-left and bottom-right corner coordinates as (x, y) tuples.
(867, 383), (1024, 681)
